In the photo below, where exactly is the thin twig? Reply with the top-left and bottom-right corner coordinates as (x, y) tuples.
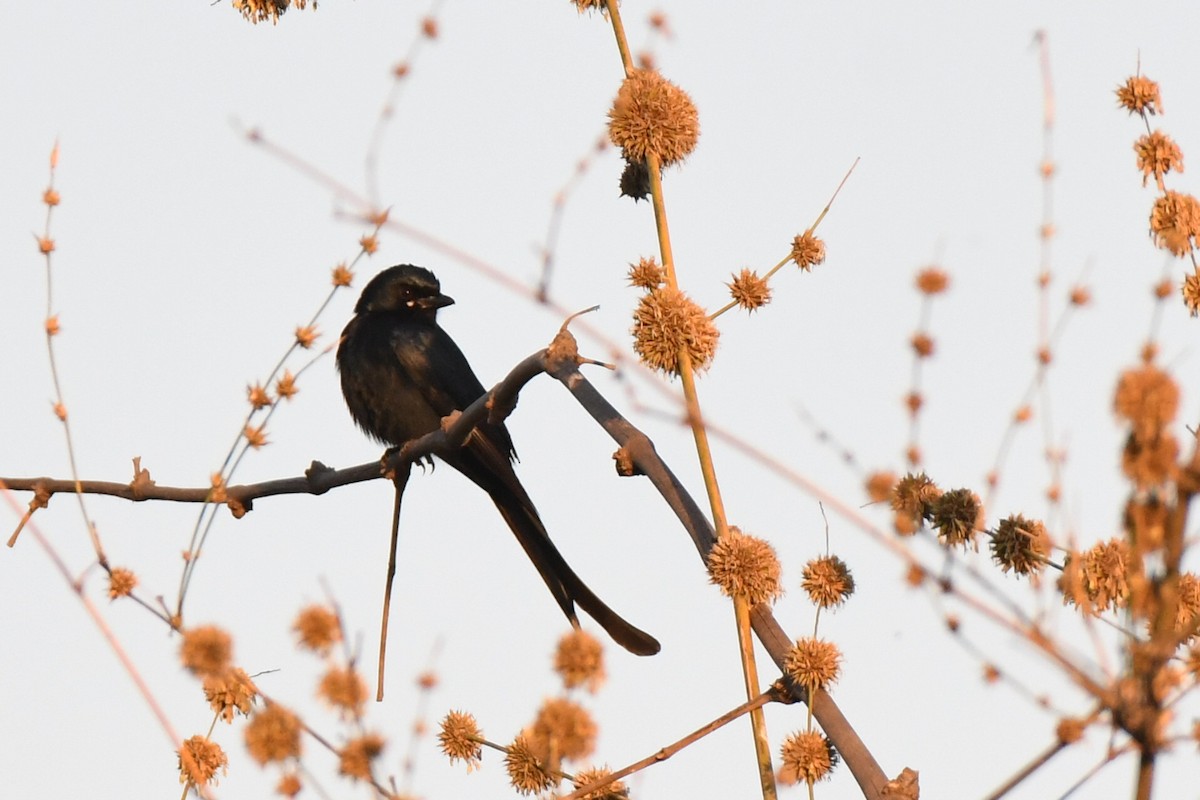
(559, 685), (786, 800)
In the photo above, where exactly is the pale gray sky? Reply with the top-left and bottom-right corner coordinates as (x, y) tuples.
(2, 3), (1198, 799)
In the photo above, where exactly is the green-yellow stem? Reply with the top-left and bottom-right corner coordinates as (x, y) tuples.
(643, 153), (728, 527)
(605, 7), (776, 799)
(736, 596), (777, 799)
(605, 0), (635, 76)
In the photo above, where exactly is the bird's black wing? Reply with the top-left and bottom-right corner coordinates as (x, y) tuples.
(392, 321), (660, 656)
(388, 320), (518, 458)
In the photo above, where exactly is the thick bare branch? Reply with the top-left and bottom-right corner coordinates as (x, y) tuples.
(545, 326), (887, 799)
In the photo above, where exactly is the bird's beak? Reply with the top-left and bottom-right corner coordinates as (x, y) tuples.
(416, 292), (455, 310)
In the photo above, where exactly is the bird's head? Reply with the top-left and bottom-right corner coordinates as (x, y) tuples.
(354, 264), (455, 316)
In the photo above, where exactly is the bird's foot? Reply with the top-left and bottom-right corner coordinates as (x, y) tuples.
(382, 445), (434, 478)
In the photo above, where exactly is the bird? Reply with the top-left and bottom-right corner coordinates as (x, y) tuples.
(337, 264), (660, 656)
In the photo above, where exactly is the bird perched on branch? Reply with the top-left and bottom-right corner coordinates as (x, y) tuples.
(337, 264), (659, 656)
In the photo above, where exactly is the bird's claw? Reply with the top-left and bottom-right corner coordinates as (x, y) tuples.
(381, 445), (434, 478)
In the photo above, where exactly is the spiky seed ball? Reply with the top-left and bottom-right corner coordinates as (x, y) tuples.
(727, 268), (772, 311)
(178, 736), (228, 787)
(572, 767), (628, 800)
(204, 667), (258, 723)
(293, 604), (341, 655)
(331, 262), (354, 287)
(1114, 364), (1180, 441)
(275, 369), (298, 400)
(247, 382), (272, 410)
(904, 392), (923, 416)
(910, 332), (935, 357)
(1121, 430), (1179, 488)
(1134, 131), (1184, 187)
(438, 710), (483, 770)
(707, 526), (783, 606)
(293, 324), (319, 349)
(930, 488), (983, 548)
(890, 472), (941, 522)
(784, 637), (842, 693)
(608, 69), (699, 167)
(990, 514), (1050, 577)
(529, 697), (597, 763)
(1149, 191), (1200, 256)
(801, 555), (855, 609)
(1115, 75), (1162, 116)
(864, 471), (897, 503)
(627, 257), (665, 289)
(778, 730), (838, 785)
(571, 0), (607, 12)
(338, 733), (385, 782)
(790, 232), (826, 270)
(631, 286), (720, 375)
(1059, 538), (1130, 614)
(243, 422), (269, 449)
(1184, 270), (1200, 316)
(232, 0), (293, 25)
(107, 567), (138, 599)
(504, 733), (556, 796)
(244, 703), (302, 765)
(180, 625), (233, 678)
(915, 267), (950, 295)
(554, 630), (606, 693)
(318, 667), (368, 718)
(277, 772), (302, 797)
